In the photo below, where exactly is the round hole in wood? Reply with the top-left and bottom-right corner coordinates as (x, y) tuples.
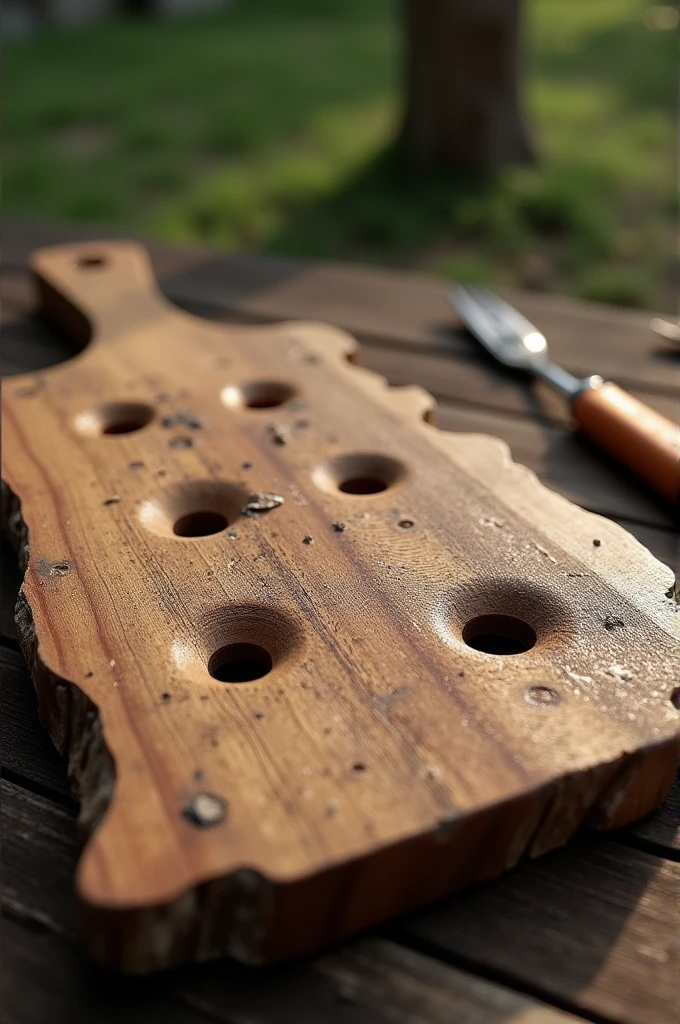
(139, 481), (248, 539)
(434, 579), (572, 656)
(221, 381), (296, 410)
(313, 453), (405, 496)
(462, 614), (536, 656)
(74, 402), (155, 437)
(176, 604), (305, 684)
(76, 254), (107, 269)
(173, 511), (228, 538)
(339, 477), (387, 495)
(671, 687), (680, 710)
(209, 643), (273, 683)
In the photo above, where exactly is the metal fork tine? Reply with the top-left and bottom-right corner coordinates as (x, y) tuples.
(464, 285), (508, 332)
(450, 284), (502, 347)
(450, 281), (547, 371)
(469, 285), (541, 340)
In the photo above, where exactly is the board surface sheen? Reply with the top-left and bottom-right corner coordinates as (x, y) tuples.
(2, 241), (678, 972)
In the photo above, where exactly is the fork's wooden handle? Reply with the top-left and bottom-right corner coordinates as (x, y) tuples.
(572, 379), (679, 502)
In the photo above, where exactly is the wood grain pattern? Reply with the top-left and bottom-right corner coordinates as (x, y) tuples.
(2, 636), (677, 855)
(2, 240), (678, 972)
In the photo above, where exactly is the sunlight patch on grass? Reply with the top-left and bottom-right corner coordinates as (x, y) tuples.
(151, 98), (396, 247)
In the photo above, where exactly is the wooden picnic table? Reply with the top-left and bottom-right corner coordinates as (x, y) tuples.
(2, 218), (678, 1024)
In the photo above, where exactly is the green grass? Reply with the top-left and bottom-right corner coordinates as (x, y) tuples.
(4, 0), (677, 307)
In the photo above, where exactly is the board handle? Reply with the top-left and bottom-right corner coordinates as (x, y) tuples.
(32, 241), (167, 346)
(572, 377), (679, 502)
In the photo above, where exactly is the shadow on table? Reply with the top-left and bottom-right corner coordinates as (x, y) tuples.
(539, 428), (676, 533)
(393, 831), (668, 1022)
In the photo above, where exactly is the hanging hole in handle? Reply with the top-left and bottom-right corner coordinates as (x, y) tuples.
(76, 254), (107, 270)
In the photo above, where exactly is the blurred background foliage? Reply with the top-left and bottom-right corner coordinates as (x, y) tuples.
(4, 0), (677, 308)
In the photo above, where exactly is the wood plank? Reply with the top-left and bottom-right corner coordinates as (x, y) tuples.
(2, 920), (210, 1024)
(2, 918), (585, 1024)
(630, 770), (679, 854)
(1, 645), (72, 802)
(401, 840), (679, 1024)
(2, 220), (676, 1022)
(3, 218), (678, 397)
(2, 783), (78, 936)
(357, 342), (680, 428)
(180, 939), (588, 1024)
(1, 778), (668, 1024)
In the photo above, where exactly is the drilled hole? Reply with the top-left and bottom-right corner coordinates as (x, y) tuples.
(339, 477), (387, 495)
(221, 381), (296, 410)
(139, 481), (247, 539)
(77, 254), (107, 269)
(462, 614), (536, 656)
(313, 453), (405, 496)
(671, 687), (680, 710)
(180, 605), (303, 685)
(173, 511), (228, 538)
(74, 402), (154, 437)
(209, 643), (273, 683)
(246, 390), (290, 410)
(103, 420), (145, 435)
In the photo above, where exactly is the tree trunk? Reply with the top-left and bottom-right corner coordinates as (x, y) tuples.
(400, 0), (534, 173)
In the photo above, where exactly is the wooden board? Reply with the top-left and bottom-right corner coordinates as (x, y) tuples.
(1, 239), (679, 973)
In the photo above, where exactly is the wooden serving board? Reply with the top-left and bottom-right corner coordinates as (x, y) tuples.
(2, 241), (679, 973)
